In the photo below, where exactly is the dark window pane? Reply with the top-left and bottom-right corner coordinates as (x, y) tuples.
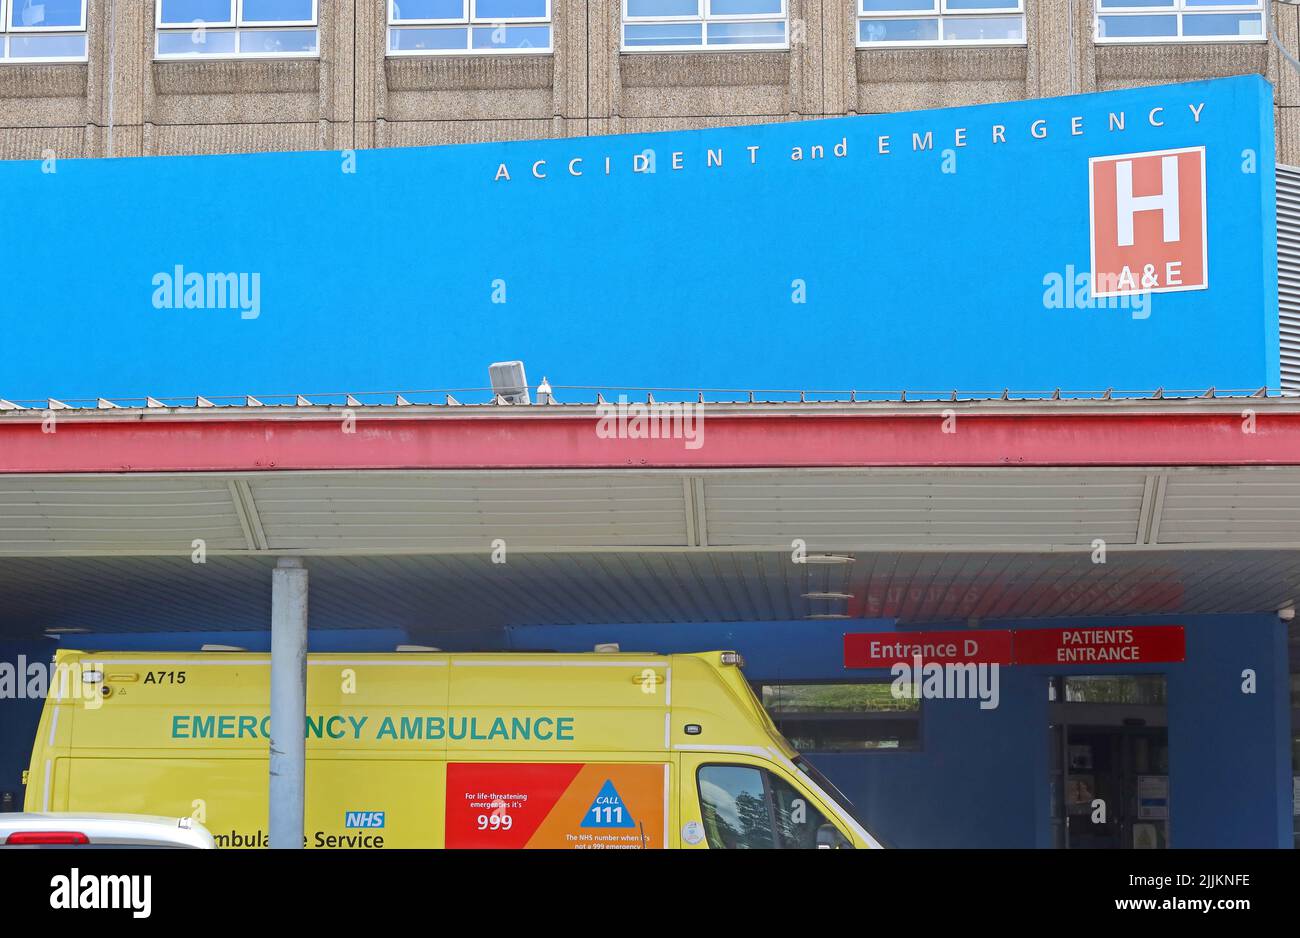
(859, 17), (938, 41)
(475, 0), (547, 17)
(12, 0), (86, 28)
(389, 25), (469, 49)
(697, 765), (775, 849)
(1097, 13), (1177, 37)
(761, 682), (919, 713)
(391, 0), (466, 19)
(239, 28), (317, 53)
(623, 22), (703, 44)
(241, 0), (315, 23)
(470, 24), (549, 48)
(769, 773), (839, 848)
(1181, 12), (1261, 37)
(158, 0), (234, 26)
(7, 32), (86, 58)
(1062, 675), (1167, 705)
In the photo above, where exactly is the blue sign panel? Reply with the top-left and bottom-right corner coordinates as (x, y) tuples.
(0, 76), (1278, 401)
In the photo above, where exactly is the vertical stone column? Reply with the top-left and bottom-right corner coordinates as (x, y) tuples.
(587, 0), (621, 135)
(94, 0), (148, 157)
(324, 0), (357, 150)
(1273, 0), (1300, 165)
(357, 0), (385, 148)
(1029, 0), (1083, 99)
(557, 0), (589, 136)
(790, 0), (825, 116)
(823, 0), (857, 116)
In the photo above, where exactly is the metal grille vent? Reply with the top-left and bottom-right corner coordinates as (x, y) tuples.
(1279, 164), (1300, 392)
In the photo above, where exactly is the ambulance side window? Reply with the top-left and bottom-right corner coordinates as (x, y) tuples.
(696, 764), (851, 849)
(697, 765), (776, 849)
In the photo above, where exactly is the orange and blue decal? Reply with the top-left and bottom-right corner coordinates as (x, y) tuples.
(445, 763), (665, 849)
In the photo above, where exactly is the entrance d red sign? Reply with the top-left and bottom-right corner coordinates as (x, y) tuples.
(843, 630), (1013, 668)
(1012, 625), (1185, 665)
(843, 626), (1185, 668)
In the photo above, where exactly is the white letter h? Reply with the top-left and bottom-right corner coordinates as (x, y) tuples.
(1115, 155), (1180, 247)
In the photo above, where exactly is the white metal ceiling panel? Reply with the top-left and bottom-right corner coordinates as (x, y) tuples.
(248, 472), (691, 550)
(702, 470), (1150, 547)
(0, 476), (248, 554)
(1155, 467), (1300, 544)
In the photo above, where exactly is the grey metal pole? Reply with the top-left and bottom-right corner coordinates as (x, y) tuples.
(269, 557), (308, 849)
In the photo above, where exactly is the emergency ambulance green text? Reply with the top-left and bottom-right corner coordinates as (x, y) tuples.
(170, 714), (576, 742)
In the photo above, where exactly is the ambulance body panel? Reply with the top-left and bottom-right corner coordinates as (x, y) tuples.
(27, 649), (880, 850)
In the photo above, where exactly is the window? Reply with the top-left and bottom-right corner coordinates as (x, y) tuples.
(760, 682), (921, 752)
(0, 0), (87, 63)
(1048, 675), (1168, 705)
(155, 0), (319, 59)
(1094, 0), (1263, 43)
(696, 764), (851, 849)
(856, 0), (1025, 47)
(622, 0), (788, 52)
(388, 0), (552, 55)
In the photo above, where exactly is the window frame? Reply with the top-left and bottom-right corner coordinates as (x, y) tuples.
(0, 0), (89, 64)
(154, 0), (321, 61)
(694, 761), (850, 849)
(387, 0), (555, 56)
(620, 0), (791, 54)
(695, 762), (780, 849)
(758, 680), (923, 753)
(1092, 0), (1266, 44)
(855, 0), (1026, 49)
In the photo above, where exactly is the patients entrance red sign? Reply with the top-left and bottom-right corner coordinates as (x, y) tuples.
(1013, 625), (1185, 665)
(843, 630), (1013, 668)
(844, 625), (1185, 668)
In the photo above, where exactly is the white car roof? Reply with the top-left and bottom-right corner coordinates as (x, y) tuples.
(0, 813), (216, 848)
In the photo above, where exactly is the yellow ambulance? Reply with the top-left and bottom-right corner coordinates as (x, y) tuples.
(25, 648), (881, 849)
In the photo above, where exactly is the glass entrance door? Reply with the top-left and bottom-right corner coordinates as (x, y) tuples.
(1048, 676), (1170, 849)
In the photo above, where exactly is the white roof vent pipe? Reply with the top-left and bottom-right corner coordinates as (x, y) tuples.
(536, 376), (554, 405)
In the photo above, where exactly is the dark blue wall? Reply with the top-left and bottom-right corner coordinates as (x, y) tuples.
(504, 614), (1293, 848)
(2, 615), (1289, 847)
(0, 641), (56, 811)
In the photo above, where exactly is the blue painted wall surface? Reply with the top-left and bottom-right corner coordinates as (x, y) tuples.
(504, 614), (1292, 848)
(0, 76), (1278, 402)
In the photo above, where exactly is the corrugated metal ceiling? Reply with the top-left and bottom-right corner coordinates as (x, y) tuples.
(3, 466), (1300, 636)
(1, 549), (1298, 639)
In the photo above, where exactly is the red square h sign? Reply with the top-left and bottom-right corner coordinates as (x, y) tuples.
(1089, 146), (1207, 297)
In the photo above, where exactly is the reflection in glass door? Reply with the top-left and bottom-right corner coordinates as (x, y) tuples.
(1049, 676), (1170, 849)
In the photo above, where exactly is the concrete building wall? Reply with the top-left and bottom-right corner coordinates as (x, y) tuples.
(1, 0), (1296, 162)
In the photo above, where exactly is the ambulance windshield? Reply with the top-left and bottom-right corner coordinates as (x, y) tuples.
(794, 755), (884, 844)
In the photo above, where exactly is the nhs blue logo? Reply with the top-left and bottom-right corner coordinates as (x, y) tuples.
(345, 811), (385, 829)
